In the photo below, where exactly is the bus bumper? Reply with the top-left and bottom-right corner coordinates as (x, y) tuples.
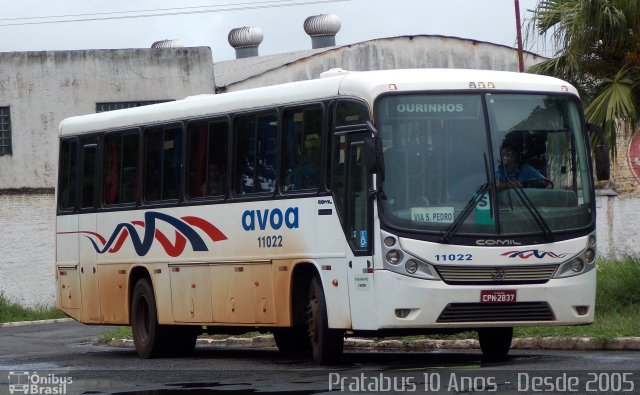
(372, 269), (596, 329)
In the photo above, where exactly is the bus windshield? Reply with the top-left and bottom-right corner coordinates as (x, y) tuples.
(376, 93), (593, 237)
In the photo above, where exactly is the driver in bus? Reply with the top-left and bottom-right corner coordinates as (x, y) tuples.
(496, 140), (551, 191)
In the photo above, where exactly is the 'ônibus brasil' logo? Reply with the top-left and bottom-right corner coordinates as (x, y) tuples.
(501, 250), (568, 259)
(58, 212), (227, 257)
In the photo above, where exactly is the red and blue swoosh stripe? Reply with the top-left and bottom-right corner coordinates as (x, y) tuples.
(501, 249), (568, 259)
(58, 212), (227, 257)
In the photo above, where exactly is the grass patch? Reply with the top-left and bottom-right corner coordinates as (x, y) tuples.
(0, 293), (65, 323)
(515, 256), (640, 340)
(96, 326), (133, 344)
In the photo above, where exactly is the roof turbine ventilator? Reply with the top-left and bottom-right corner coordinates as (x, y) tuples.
(228, 26), (264, 59)
(303, 14), (341, 49)
(151, 39), (185, 49)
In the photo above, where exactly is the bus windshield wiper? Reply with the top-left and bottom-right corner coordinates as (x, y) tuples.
(440, 182), (492, 243)
(505, 178), (554, 242)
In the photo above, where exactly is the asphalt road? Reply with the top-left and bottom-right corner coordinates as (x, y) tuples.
(1, 321), (639, 394)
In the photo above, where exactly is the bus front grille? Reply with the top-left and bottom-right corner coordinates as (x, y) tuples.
(435, 264), (558, 285)
(437, 302), (555, 323)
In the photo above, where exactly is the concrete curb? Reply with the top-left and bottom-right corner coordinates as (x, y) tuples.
(0, 318), (73, 328)
(107, 335), (640, 351)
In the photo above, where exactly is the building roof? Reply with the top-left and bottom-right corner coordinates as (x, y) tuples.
(213, 34), (545, 92)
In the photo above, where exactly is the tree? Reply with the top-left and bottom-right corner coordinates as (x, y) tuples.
(526, 0), (640, 155)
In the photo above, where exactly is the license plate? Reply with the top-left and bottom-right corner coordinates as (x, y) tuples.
(480, 289), (517, 303)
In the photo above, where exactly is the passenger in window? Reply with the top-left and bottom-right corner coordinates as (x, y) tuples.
(496, 140), (551, 191)
(202, 162), (225, 196)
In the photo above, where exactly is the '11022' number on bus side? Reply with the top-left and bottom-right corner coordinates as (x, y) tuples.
(258, 235), (283, 248)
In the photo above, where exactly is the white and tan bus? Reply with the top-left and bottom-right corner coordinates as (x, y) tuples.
(55, 68), (609, 364)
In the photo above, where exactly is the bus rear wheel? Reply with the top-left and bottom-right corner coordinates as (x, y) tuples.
(478, 327), (513, 361)
(306, 276), (344, 364)
(131, 278), (169, 358)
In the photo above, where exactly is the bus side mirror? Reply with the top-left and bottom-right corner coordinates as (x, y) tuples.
(588, 123), (610, 181)
(365, 122), (385, 181)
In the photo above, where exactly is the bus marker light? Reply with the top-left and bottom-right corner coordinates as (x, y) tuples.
(322, 265), (332, 271)
(389, 84), (397, 91)
(278, 266), (288, 271)
(154, 269), (162, 274)
(588, 235), (596, 246)
(332, 279), (338, 287)
(172, 267), (180, 272)
(363, 268), (374, 274)
(191, 284), (196, 288)
(254, 281), (260, 286)
(118, 269), (126, 274)
(235, 267), (244, 272)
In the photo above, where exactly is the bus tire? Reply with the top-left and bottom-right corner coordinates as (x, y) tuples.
(306, 276), (344, 364)
(273, 327), (310, 356)
(478, 327), (513, 361)
(131, 278), (169, 358)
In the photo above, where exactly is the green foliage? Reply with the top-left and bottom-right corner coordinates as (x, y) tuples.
(0, 293), (65, 323)
(526, 0), (640, 155)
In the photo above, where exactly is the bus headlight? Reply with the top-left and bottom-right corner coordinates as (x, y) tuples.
(570, 258), (584, 272)
(405, 259), (418, 274)
(554, 243), (596, 279)
(386, 250), (401, 265)
(380, 231), (441, 281)
(585, 248), (595, 264)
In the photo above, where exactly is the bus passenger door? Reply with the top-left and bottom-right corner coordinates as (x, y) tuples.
(78, 139), (101, 323)
(339, 133), (377, 330)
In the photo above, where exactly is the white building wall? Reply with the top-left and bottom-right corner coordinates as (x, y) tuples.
(0, 192), (55, 307)
(0, 48), (214, 189)
(596, 193), (640, 258)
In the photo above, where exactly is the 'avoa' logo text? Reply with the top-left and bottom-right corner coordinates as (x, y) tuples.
(242, 207), (299, 231)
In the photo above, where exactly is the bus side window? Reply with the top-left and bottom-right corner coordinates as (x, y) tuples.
(282, 106), (322, 192)
(58, 138), (78, 211)
(234, 113), (277, 195)
(80, 139), (98, 209)
(187, 120), (228, 199)
(144, 125), (181, 201)
(104, 131), (139, 205)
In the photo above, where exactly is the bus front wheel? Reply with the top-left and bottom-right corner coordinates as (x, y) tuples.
(131, 278), (168, 358)
(478, 327), (513, 361)
(306, 276), (344, 364)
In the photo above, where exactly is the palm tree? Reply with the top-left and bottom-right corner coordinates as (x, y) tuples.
(526, 0), (640, 155)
